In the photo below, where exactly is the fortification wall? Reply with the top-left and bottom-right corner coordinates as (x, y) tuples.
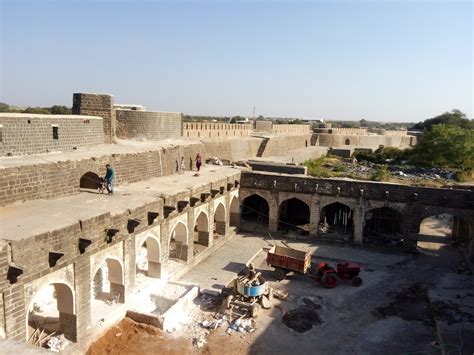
(0, 143), (205, 206)
(272, 124), (311, 135)
(0, 114), (103, 156)
(316, 133), (415, 149)
(202, 138), (262, 161)
(254, 121), (273, 132)
(72, 93), (115, 144)
(183, 122), (252, 139)
(116, 110), (182, 141)
(202, 134), (312, 161)
(262, 134), (313, 157)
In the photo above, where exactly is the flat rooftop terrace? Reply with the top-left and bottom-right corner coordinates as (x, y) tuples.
(0, 165), (242, 241)
(0, 138), (201, 169)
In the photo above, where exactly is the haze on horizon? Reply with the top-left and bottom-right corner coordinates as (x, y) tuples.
(0, 0), (472, 122)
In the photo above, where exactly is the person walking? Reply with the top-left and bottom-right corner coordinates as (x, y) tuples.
(179, 157), (186, 174)
(104, 164), (115, 195)
(195, 153), (202, 172)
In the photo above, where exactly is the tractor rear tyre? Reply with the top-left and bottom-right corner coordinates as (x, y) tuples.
(274, 268), (286, 281)
(322, 273), (338, 289)
(352, 277), (363, 287)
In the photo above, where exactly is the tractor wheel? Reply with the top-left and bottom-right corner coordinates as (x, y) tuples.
(352, 277), (363, 287)
(322, 273), (338, 289)
(274, 268), (286, 281)
(251, 303), (260, 318)
(225, 295), (233, 309)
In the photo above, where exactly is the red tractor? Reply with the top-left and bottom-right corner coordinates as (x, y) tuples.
(313, 261), (363, 289)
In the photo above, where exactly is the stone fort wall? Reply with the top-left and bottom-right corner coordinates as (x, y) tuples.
(72, 93), (116, 144)
(316, 133), (416, 149)
(0, 142), (205, 206)
(183, 122), (252, 139)
(116, 109), (182, 141)
(0, 114), (103, 157)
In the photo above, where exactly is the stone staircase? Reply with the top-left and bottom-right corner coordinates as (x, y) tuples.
(256, 138), (270, 157)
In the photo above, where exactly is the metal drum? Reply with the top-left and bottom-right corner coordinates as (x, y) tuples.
(236, 275), (268, 297)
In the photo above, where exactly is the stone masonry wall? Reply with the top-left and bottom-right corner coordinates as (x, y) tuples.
(316, 133), (415, 149)
(72, 93), (116, 144)
(0, 143), (205, 206)
(116, 110), (182, 141)
(0, 114), (103, 156)
(183, 123), (252, 139)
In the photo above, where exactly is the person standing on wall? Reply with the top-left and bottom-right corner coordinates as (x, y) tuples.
(104, 164), (115, 195)
(179, 157), (186, 174)
(195, 153), (202, 172)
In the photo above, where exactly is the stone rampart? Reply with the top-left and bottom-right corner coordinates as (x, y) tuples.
(0, 114), (104, 157)
(272, 124), (311, 135)
(72, 93), (116, 144)
(116, 110), (182, 140)
(183, 122), (252, 139)
(316, 133), (415, 149)
(0, 143), (205, 206)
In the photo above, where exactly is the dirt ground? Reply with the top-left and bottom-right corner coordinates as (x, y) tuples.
(86, 232), (473, 355)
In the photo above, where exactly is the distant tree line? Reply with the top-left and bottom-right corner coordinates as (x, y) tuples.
(354, 110), (473, 181)
(0, 102), (71, 115)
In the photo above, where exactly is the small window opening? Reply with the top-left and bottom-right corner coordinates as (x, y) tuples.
(52, 125), (59, 139)
(0, 125), (3, 143)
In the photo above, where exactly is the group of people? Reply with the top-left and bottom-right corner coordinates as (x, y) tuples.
(178, 153), (202, 174)
(101, 153), (203, 196)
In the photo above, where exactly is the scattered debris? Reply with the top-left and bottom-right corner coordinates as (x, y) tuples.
(193, 336), (207, 348)
(47, 334), (69, 352)
(273, 290), (288, 300)
(228, 318), (255, 333)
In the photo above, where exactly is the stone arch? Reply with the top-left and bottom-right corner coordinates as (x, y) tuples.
(241, 193), (270, 226)
(345, 138), (350, 145)
(194, 211), (210, 248)
(169, 222), (189, 262)
(92, 257), (125, 304)
(230, 195), (240, 226)
(136, 235), (162, 278)
(79, 171), (102, 190)
(27, 282), (77, 342)
(319, 202), (354, 238)
(278, 198), (310, 236)
(214, 202), (227, 237)
(363, 207), (403, 245)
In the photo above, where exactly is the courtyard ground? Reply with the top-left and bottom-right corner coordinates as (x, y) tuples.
(86, 228), (474, 355)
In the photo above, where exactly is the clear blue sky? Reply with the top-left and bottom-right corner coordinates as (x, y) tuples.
(1, 0), (472, 122)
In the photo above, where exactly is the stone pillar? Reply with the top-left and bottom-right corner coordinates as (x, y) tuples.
(72, 93), (116, 144)
(198, 231), (210, 246)
(74, 256), (92, 341)
(2, 283), (26, 341)
(268, 202), (278, 233)
(353, 207), (364, 244)
(59, 313), (77, 342)
(148, 261), (162, 278)
(123, 238), (135, 297)
(309, 199), (320, 238)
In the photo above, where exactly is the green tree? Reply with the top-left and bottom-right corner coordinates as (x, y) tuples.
(410, 124), (473, 172)
(22, 107), (51, 114)
(0, 103), (10, 112)
(50, 105), (71, 114)
(412, 110), (473, 130)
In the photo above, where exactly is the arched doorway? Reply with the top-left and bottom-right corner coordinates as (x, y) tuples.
(27, 283), (76, 344)
(194, 211), (210, 254)
(319, 202), (354, 239)
(278, 198), (310, 236)
(136, 237), (161, 279)
(79, 171), (102, 190)
(169, 222), (188, 262)
(417, 214), (472, 256)
(345, 139), (350, 145)
(229, 196), (240, 227)
(364, 207), (403, 245)
(214, 203), (227, 238)
(92, 258), (124, 306)
(241, 194), (269, 226)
